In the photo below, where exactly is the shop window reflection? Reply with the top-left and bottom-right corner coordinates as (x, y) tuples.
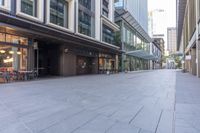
(0, 45), (27, 72)
(0, 33), (5, 42)
(99, 54), (116, 73)
(6, 34), (28, 45)
(0, 33), (28, 45)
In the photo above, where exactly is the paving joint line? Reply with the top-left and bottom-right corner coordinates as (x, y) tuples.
(155, 109), (163, 133)
(128, 105), (144, 124)
(70, 114), (100, 133)
(38, 109), (86, 133)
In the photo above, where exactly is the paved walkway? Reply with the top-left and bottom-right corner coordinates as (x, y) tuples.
(175, 71), (200, 133)
(0, 70), (199, 133)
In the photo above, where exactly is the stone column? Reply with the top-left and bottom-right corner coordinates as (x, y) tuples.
(27, 45), (34, 71)
(197, 40), (200, 77)
(115, 55), (119, 72)
(191, 48), (197, 75)
(195, 0), (200, 77)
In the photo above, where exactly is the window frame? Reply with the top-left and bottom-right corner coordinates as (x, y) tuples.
(49, 0), (68, 28)
(16, 0), (44, 22)
(0, 0), (11, 11)
(21, 0), (37, 17)
(0, 0), (4, 6)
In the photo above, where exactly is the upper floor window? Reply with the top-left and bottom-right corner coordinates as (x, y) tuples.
(79, 0), (91, 10)
(78, 10), (91, 36)
(102, 0), (109, 17)
(21, 0), (36, 16)
(114, 0), (124, 8)
(103, 0), (108, 8)
(102, 24), (114, 44)
(102, 9), (108, 17)
(0, 0), (4, 6)
(50, 0), (68, 27)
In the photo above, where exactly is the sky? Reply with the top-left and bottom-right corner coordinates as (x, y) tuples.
(148, 0), (176, 27)
(148, 0), (176, 50)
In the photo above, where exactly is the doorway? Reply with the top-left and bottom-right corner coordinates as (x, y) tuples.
(35, 43), (60, 77)
(76, 56), (96, 75)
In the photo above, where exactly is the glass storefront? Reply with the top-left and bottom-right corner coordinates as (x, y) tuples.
(50, 0), (68, 27)
(99, 53), (116, 73)
(0, 33), (28, 72)
(0, 45), (27, 71)
(125, 55), (149, 71)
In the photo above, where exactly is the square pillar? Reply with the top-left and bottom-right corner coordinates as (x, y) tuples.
(197, 40), (200, 77)
(115, 55), (119, 72)
(191, 48), (197, 75)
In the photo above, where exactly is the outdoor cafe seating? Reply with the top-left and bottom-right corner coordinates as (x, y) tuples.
(0, 68), (37, 83)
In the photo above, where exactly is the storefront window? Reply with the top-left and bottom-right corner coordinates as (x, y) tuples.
(0, 33), (5, 42)
(0, 33), (28, 45)
(6, 34), (28, 45)
(99, 54), (116, 73)
(0, 33), (28, 72)
(21, 0), (36, 16)
(50, 0), (68, 27)
(0, 45), (28, 71)
(0, 0), (4, 6)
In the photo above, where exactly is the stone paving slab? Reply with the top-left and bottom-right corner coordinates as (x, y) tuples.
(175, 71), (200, 133)
(0, 70), (199, 133)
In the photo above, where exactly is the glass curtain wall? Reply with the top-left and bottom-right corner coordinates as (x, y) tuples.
(50, 0), (68, 27)
(123, 24), (149, 52)
(122, 23), (150, 71)
(21, 0), (36, 16)
(123, 25), (136, 51)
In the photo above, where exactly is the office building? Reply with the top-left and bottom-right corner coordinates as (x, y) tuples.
(115, 0), (158, 72)
(0, 0), (120, 76)
(152, 38), (165, 68)
(148, 9), (166, 36)
(167, 27), (177, 54)
(114, 0), (148, 32)
(177, 0), (200, 77)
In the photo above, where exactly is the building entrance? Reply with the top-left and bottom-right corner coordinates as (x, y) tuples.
(76, 56), (96, 75)
(36, 43), (60, 77)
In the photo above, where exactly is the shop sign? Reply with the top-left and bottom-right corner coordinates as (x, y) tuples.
(33, 42), (38, 50)
(185, 55), (191, 60)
